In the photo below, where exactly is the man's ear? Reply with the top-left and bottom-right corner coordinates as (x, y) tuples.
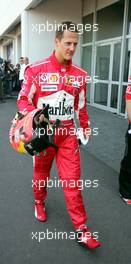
(55, 37), (60, 47)
(55, 38), (57, 46)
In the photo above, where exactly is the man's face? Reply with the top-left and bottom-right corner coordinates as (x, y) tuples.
(55, 30), (79, 61)
(20, 58), (24, 65)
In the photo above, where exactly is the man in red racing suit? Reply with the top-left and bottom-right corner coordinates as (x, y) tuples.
(17, 21), (100, 249)
(119, 75), (131, 204)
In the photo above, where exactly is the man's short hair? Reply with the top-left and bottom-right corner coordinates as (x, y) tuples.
(55, 21), (78, 39)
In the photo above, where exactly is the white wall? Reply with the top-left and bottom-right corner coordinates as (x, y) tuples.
(17, 35), (21, 59)
(0, 23), (21, 64)
(14, 35), (21, 65)
(0, 0), (40, 35)
(0, 46), (4, 59)
(1, 0), (82, 65)
(22, 0), (82, 65)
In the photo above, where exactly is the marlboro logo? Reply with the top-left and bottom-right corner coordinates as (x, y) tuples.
(48, 102), (73, 116)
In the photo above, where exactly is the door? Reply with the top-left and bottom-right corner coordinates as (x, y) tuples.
(93, 40), (121, 112)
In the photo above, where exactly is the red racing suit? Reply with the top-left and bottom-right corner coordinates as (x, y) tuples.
(17, 51), (89, 229)
(125, 75), (131, 100)
(125, 75), (131, 123)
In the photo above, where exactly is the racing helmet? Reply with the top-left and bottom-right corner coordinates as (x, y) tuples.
(9, 105), (60, 156)
(9, 109), (38, 154)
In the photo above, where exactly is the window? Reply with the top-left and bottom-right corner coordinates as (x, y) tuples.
(127, 0), (131, 35)
(96, 45), (110, 80)
(110, 84), (118, 109)
(94, 83), (108, 106)
(112, 42), (121, 81)
(123, 39), (130, 82)
(82, 13), (93, 43)
(96, 1), (124, 41)
(82, 46), (92, 102)
(82, 46), (92, 75)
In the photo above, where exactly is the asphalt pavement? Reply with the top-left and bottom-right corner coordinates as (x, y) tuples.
(0, 99), (131, 264)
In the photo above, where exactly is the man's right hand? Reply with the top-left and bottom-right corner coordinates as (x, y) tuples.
(38, 114), (45, 124)
(34, 113), (45, 126)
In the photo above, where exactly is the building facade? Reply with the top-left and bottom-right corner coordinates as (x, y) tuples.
(0, 0), (131, 115)
(82, 0), (131, 115)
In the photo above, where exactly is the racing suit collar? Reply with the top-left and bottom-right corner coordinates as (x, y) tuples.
(50, 51), (72, 72)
